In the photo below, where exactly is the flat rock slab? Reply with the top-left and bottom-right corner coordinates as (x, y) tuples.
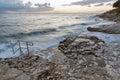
(87, 24), (120, 34)
(0, 64), (30, 80)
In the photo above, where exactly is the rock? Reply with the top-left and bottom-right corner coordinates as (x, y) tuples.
(58, 36), (107, 60)
(0, 64), (9, 74)
(0, 35), (119, 80)
(87, 24), (120, 34)
(98, 8), (120, 22)
(87, 26), (107, 32)
(5, 68), (23, 77)
(96, 58), (106, 67)
(1, 55), (57, 80)
(16, 74), (30, 80)
(0, 63), (30, 80)
(57, 35), (120, 79)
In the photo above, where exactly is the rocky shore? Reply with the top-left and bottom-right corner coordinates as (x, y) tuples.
(1, 1), (120, 79)
(92, 0), (120, 35)
(98, 9), (120, 22)
(1, 17), (120, 80)
(0, 35), (120, 80)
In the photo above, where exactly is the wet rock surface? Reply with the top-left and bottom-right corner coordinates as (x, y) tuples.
(87, 24), (120, 34)
(0, 35), (120, 80)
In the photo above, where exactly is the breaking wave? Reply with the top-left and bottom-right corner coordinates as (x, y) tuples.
(4, 28), (57, 38)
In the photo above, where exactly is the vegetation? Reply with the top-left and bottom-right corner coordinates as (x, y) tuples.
(99, 0), (120, 22)
(113, 0), (120, 8)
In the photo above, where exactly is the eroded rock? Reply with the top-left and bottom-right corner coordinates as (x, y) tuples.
(58, 36), (107, 59)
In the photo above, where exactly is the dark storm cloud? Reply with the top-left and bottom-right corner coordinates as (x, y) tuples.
(63, 0), (114, 6)
(0, 0), (54, 12)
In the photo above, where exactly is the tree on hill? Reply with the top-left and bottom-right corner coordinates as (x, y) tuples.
(113, 0), (120, 8)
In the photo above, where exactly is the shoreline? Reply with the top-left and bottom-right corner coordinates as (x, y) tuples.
(0, 32), (120, 80)
(0, 13), (120, 79)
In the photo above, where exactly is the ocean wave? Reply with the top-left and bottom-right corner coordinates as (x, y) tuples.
(59, 22), (97, 29)
(3, 28), (57, 38)
(0, 24), (20, 27)
(80, 22), (97, 26)
(0, 24), (12, 27)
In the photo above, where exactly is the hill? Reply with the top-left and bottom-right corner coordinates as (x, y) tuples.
(99, 0), (120, 22)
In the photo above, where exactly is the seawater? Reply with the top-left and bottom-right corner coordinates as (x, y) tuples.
(0, 13), (119, 58)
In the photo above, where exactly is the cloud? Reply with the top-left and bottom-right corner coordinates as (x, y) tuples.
(106, 3), (113, 6)
(64, 0), (113, 6)
(94, 3), (104, 7)
(0, 0), (54, 13)
(34, 3), (54, 11)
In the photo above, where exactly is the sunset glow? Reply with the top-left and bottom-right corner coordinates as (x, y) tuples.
(0, 0), (115, 13)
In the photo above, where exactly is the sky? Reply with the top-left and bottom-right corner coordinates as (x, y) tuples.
(0, 0), (116, 13)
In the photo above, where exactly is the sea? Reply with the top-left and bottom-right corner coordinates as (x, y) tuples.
(0, 13), (120, 58)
